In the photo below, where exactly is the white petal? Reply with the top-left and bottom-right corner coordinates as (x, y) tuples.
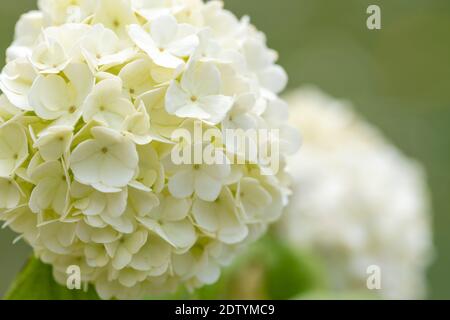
(161, 219), (196, 250)
(128, 24), (183, 69)
(192, 199), (218, 232)
(104, 189), (128, 218)
(151, 14), (178, 47)
(63, 63), (95, 106)
(29, 74), (71, 120)
(168, 169), (195, 199)
(162, 196), (191, 221)
(70, 127), (138, 192)
(83, 192), (107, 216)
(197, 95), (233, 124)
(99, 154), (134, 189)
(172, 251), (196, 277)
(167, 34), (199, 57)
(0, 178), (21, 209)
(70, 145), (102, 185)
(85, 215), (107, 228)
(128, 24), (158, 56)
(0, 58), (36, 110)
(197, 257), (220, 285)
(130, 234), (170, 271)
(35, 126), (73, 161)
(259, 65), (288, 94)
(112, 246), (133, 270)
(181, 61), (221, 97)
(203, 160), (231, 180)
(194, 171), (222, 202)
(171, 102), (212, 121)
(0, 123), (29, 177)
(128, 187), (160, 216)
(152, 51), (185, 69)
(124, 229), (148, 254)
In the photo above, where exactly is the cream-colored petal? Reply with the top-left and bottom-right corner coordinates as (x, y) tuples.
(168, 169), (195, 199)
(0, 122), (28, 177)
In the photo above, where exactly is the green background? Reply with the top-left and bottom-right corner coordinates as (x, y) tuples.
(0, 0), (449, 299)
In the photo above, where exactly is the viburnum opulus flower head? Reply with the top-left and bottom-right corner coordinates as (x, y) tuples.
(0, 0), (300, 299)
(280, 88), (433, 299)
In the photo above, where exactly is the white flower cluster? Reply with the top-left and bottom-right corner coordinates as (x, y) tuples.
(0, 0), (299, 299)
(280, 88), (433, 299)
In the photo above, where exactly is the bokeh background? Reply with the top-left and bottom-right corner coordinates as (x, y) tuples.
(0, 0), (449, 299)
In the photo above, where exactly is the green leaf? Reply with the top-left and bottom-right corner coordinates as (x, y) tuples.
(251, 234), (325, 300)
(4, 256), (99, 300)
(194, 234), (325, 300)
(295, 290), (380, 300)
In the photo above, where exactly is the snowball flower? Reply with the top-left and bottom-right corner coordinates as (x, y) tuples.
(34, 125), (73, 161)
(82, 77), (135, 130)
(6, 10), (43, 61)
(118, 58), (157, 98)
(0, 0), (299, 300)
(168, 153), (231, 201)
(29, 63), (94, 122)
(166, 60), (234, 124)
(81, 24), (136, 72)
(0, 178), (21, 209)
(70, 127), (139, 192)
(128, 14), (198, 69)
(0, 58), (37, 110)
(242, 39), (287, 94)
(192, 187), (248, 244)
(279, 87), (433, 299)
(93, 0), (138, 39)
(105, 229), (148, 270)
(138, 193), (196, 251)
(71, 180), (129, 228)
(237, 177), (274, 222)
(29, 160), (70, 216)
(0, 123), (29, 177)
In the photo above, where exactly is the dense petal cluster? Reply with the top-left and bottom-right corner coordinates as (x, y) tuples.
(280, 88), (433, 299)
(0, 0), (299, 299)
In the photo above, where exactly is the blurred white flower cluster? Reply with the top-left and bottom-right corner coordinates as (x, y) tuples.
(281, 88), (433, 299)
(0, 0), (299, 299)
